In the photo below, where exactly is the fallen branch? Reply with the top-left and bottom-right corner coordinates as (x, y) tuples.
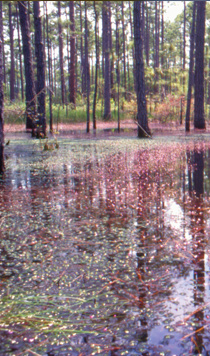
(134, 119), (152, 139)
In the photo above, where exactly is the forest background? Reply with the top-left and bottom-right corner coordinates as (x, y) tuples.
(1, 1), (209, 136)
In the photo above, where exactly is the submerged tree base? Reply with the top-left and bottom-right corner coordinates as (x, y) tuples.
(137, 122), (152, 138)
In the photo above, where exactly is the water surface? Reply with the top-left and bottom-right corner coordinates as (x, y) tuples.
(1, 137), (210, 355)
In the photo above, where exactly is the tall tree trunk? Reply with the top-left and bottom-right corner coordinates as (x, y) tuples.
(194, 1), (206, 129)
(69, 1), (76, 105)
(92, 2), (99, 130)
(18, 1), (36, 132)
(2, 29), (5, 87)
(58, 1), (65, 106)
(103, 1), (111, 120)
(185, 2), (196, 132)
(84, 2), (90, 133)
(45, 2), (53, 133)
(134, 1), (151, 138)
(9, 2), (15, 101)
(161, 1), (164, 68)
(121, 1), (127, 99)
(33, 1), (46, 136)
(16, 3), (24, 101)
(129, 2), (136, 91)
(109, 2), (114, 96)
(116, 3), (120, 132)
(79, 1), (85, 96)
(0, 1), (4, 173)
(154, 1), (160, 93)
(183, 1), (186, 70)
(145, 1), (150, 67)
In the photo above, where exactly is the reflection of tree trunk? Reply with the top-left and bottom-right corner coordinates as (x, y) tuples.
(191, 148), (205, 354)
(193, 150), (204, 197)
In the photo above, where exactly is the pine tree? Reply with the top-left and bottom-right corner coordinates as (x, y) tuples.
(0, 1), (4, 173)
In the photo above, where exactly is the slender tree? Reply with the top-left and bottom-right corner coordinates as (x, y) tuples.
(154, 1), (160, 93)
(58, 1), (65, 106)
(194, 1), (206, 130)
(92, 1), (99, 130)
(9, 2), (15, 101)
(33, 1), (46, 136)
(84, 1), (90, 132)
(134, 1), (151, 138)
(45, 2), (53, 133)
(16, 3), (24, 101)
(69, 1), (76, 105)
(18, 0), (36, 132)
(116, 2), (120, 132)
(185, 2), (196, 132)
(121, 1), (127, 98)
(183, 1), (186, 70)
(103, 1), (111, 120)
(79, 1), (85, 95)
(161, 1), (164, 68)
(0, 1), (4, 173)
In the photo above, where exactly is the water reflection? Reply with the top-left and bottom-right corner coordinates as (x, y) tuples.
(192, 149), (205, 354)
(1, 141), (210, 354)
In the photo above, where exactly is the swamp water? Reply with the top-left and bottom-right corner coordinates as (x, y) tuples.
(0, 137), (210, 355)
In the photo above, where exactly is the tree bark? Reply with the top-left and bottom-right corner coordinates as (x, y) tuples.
(116, 3), (120, 132)
(194, 1), (206, 129)
(79, 1), (85, 96)
(183, 1), (186, 70)
(45, 2), (53, 133)
(134, 1), (151, 138)
(121, 1), (127, 99)
(84, 1), (90, 132)
(69, 1), (76, 105)
(33, 1), (46, 136)
(185, 2), (196, 132)
(92, 2), (99, 130)
(18, 1), (36, 132)
(9, 2), (15, 101)
(161, 1), (164, 68)
(129, 2), (136, 89)
(16, 3), (24, 101)
(58, 1), (65, 106)
(103, 1), (111, 120)
(154, 1), (160, 93)
(0, 2), (4, 173)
